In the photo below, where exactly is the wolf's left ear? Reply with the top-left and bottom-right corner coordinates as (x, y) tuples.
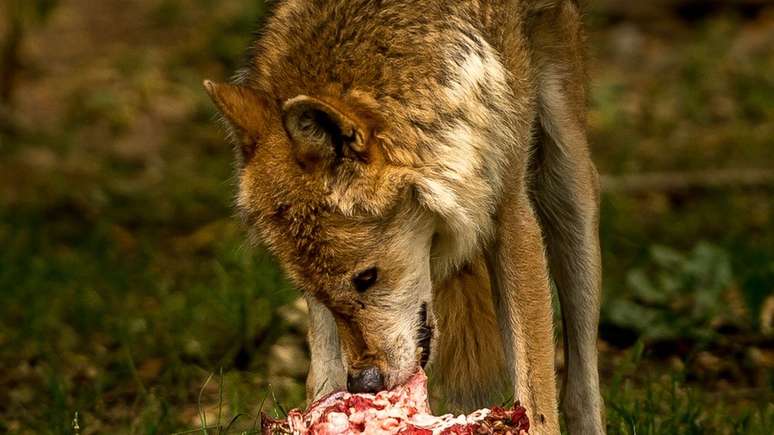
(282, 95), (369, 170)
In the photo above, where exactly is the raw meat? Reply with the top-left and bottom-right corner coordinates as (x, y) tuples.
(261, 370), (529, 434)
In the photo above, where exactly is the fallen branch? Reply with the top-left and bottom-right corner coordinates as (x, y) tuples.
(601, 169), (774, 194)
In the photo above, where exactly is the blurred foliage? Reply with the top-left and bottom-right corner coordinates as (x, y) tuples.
(28, 0), (59, 20)
(0, 0), (59, 101)
(0, 0), (772, 433)
(606, 243), (734, 343)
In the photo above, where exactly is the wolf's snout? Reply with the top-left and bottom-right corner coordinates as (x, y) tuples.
(347, 366), (384, 393)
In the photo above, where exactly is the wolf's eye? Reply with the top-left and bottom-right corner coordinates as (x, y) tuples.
(352, 267), (378, 293)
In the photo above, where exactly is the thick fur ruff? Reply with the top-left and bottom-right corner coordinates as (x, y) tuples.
(431, 258), (509, 411)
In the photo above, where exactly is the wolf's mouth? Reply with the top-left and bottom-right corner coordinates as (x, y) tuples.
(417, 303), (433, 368)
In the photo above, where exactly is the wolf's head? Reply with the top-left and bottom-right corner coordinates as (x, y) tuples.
(203, 0), (531, 394)
(205, 82), (445, 391)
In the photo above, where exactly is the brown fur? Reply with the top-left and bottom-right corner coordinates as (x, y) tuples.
(205, 1), (603, 433)
(432, 258), (508, 410)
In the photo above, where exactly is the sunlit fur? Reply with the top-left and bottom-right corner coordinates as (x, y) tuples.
(205, 1), (604, 434)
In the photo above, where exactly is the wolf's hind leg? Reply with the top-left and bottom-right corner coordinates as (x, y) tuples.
(528, 2), (605, 433)
(530, 18), (605, 435)
(532, 130), (603, 434)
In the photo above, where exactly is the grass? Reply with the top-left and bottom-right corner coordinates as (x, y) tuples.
(601, 341), (774, 435)
(1, 1), (772, 433)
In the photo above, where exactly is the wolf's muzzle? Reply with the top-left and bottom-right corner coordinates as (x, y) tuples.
(347, 366), (384, 394)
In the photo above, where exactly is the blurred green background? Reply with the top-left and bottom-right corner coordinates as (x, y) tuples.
(0, 1), (772, 433)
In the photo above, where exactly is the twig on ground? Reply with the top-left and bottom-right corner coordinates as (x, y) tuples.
(601, 169), (774, 194)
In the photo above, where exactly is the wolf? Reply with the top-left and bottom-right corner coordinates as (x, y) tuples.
(204, 1), (603, 433)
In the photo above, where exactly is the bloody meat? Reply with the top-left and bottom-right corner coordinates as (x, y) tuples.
(261, 370), (529, 434)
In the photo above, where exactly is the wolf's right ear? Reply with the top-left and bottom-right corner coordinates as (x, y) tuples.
(203, 80), (267, 132)
(204, 80), (268, 160)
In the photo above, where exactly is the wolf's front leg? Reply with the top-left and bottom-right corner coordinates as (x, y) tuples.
(487, 191), (559, 435)
(305, 295), (346, 402)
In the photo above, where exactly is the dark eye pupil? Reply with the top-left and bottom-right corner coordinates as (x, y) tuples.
(353, 268), (378, 292)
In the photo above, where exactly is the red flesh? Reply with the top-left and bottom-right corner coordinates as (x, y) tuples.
(261, 370), (529, 434)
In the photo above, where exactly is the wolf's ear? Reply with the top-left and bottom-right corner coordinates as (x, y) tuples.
(204, 80), (268, 160)
(282, 95), (368, 170)
(203, 80), (268, 133)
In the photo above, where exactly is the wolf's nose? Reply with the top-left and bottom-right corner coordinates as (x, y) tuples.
(347, 366), (384, 393)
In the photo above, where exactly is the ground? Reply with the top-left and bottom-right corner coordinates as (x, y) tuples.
(0, 1), (772, 434)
